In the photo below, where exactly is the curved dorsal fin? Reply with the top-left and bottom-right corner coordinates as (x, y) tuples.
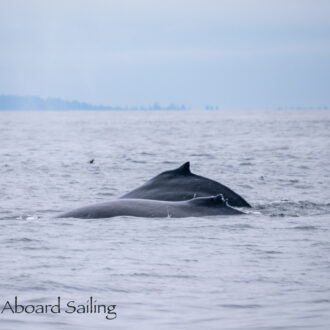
(189, 194), (227, 206)
(174, 161), (191, 174)
(212, 194), (226, 203)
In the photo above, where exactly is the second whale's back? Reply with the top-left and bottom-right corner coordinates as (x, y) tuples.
(56, 195), (242, 219)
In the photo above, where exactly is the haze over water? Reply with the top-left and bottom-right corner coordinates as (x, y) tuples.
(1, 0), (330, 109)
(1, 110), (330, 329)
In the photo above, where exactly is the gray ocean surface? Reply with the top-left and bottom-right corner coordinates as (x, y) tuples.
(1, 110), (330, 330)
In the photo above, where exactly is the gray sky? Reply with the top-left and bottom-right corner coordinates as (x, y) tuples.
(0, 0), (329, 109)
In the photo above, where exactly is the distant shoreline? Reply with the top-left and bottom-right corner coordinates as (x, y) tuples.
(0, 94), (328, 111)
(0, 108), (191, 112)
(0, 94), (190, 111)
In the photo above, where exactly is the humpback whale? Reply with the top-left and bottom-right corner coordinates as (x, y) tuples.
(121, 162), (250, 207)
(56, 194), (242, 219)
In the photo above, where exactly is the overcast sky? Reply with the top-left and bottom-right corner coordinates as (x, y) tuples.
(0, 0), (329, 109)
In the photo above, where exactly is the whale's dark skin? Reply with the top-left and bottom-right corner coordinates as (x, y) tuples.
(121, 162), (251, 208)
(56, 195), (242, 219)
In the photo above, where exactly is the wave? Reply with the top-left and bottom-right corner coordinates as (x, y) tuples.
(255, 200), (330, 217)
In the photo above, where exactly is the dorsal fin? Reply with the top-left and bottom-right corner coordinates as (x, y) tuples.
(174, 161), (191, 174)
(212, 194), (226, 203)
(189, 194), (227, 206)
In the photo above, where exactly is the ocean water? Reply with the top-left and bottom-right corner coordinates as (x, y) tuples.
(1, 110), (330, 330)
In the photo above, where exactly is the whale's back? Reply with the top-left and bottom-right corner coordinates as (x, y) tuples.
(121, 162), (250, 207)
